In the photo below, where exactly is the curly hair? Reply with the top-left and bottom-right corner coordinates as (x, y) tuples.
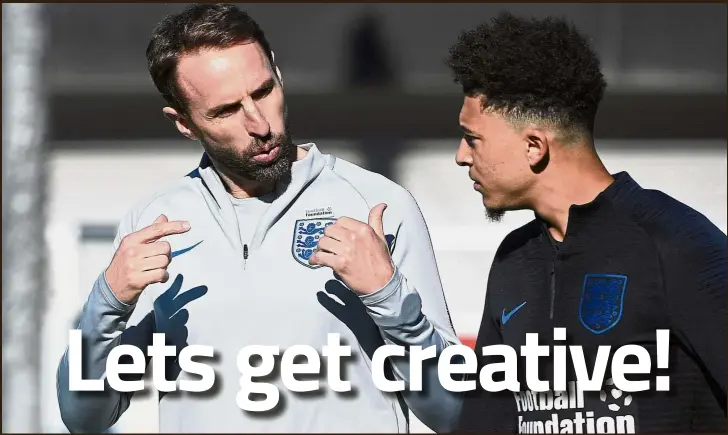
(146, 4), (274, 112)
(446, 12), (607, 143)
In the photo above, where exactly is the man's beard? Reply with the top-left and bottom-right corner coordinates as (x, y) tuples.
(485, 207), (506, 223)
(203, 131), (297, 186)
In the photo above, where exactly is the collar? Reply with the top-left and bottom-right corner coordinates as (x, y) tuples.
(536, 172), (642, 245)
(569, 171), (641, 215)
(191, 143), (329, 251)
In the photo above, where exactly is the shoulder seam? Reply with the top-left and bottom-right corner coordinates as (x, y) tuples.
(606, 196), (670, 320)
(127, 177), (196, 232)
(329, 158), (372, 209)
(329, 157), (420, 206)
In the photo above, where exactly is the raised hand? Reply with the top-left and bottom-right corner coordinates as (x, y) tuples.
(309, 204), (394, 295)
(105, 214), (190, 304)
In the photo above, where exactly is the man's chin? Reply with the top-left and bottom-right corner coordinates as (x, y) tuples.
(245, 140), (297, 183)
(484, 207), (506, 223)
(482, 197), (506, 222)
(250, 155), (293, 184)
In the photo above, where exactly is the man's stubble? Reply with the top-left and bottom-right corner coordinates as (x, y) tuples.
(199, 105), (297, 187)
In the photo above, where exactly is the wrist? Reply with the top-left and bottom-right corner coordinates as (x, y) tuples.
(103, 268), (136, 307)
(358, 265), (401, 305)
(354, 262), (395, 296)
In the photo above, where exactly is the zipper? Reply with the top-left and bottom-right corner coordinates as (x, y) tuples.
(549, 244), (559, 320)
(243, 244), (249, 270)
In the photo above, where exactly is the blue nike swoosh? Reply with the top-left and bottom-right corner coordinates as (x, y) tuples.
(171, 240), (203, 258)
(501, 301), (527, 325)
(385, 233), (397, 255)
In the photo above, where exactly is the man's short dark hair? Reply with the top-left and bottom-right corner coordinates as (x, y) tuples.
(446, 12), (607, 143)
(146, 3), (274, 112)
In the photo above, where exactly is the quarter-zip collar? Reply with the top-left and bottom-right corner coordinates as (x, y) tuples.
(188, 143), (330, 257)
(535, 172), (641, 249)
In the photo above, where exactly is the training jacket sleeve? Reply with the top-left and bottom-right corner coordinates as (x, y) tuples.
(56, 211), (156, 433)
(659, 215), (727, 407)
(456, 264), (519, 433)
(358, 191), (463, 433)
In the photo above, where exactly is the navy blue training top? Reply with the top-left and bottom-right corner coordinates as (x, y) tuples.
(457, 172), (726, 433)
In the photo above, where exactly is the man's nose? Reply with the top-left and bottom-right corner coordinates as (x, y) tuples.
(242, 100), (270, 138)
(455, 140), (472, 167)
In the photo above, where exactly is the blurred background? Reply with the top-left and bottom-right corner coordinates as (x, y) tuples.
(2, 3), (726, 433)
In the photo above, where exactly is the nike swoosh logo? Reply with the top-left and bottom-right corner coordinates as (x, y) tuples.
(385, 233), (397, 255)
(171, 240), (203, 258)
(501, 301), (527, 325)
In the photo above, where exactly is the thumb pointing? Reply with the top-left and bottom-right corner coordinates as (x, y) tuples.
(368, 203), (387, 242)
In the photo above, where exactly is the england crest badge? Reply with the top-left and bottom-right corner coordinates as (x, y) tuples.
(292, 218), (335, 268)
(579, 274), (628, 334)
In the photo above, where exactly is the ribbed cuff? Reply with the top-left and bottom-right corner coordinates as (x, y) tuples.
(96, 271), (136, 313)
(358, 266), (402, 306)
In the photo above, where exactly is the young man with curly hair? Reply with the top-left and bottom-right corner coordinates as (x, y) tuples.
(447, 12), (726, 433)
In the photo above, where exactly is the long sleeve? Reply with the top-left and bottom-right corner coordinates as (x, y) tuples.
(358, 192), (463, 433)
(56, 213), (156, 433)
(456, 288), (517, 432)
(660, 213), (726, 410)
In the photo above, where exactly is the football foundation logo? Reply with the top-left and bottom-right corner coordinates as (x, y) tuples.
(599, 378), (633, 412)
(513, 380), (636, 434)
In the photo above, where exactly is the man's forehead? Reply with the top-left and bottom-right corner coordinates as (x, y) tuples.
(459, 95), (483, 124)
(178, 43), (268, 75)
(461, 95), (484, 115)
(176, 44), (272, 102)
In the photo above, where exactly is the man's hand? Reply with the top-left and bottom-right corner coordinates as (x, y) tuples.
(105, 214), (190, 305)
(309, 203), (395, 295)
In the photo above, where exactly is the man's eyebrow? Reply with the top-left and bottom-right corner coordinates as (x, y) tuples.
(250, 77), (276, 98)
(460, 125), (477, 136)
(205, 77), (277, 117)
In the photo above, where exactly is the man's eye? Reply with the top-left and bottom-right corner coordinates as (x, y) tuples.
(217, 106), (239, 117)
(465, 135), (477, 147)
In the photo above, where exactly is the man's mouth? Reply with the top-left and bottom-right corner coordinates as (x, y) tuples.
(252, 145), (281, 163)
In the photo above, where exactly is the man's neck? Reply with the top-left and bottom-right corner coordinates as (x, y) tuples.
(217, 168), (276, 199)
(529, 149), (614, 242)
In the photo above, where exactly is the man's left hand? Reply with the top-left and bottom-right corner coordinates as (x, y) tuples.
(309, 203), (395, 295)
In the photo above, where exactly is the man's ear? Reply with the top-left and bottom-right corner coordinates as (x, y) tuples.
(522, 127), (550, 173)
(162, 106), (198, 141)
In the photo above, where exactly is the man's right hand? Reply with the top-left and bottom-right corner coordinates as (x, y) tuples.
(105, 214), (191, 305)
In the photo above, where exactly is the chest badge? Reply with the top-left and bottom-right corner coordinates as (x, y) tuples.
(292, 218), (335, 268)
(579, 274), (628, 334)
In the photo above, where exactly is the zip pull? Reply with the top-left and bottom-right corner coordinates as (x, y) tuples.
(243, 244), (249, 269)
